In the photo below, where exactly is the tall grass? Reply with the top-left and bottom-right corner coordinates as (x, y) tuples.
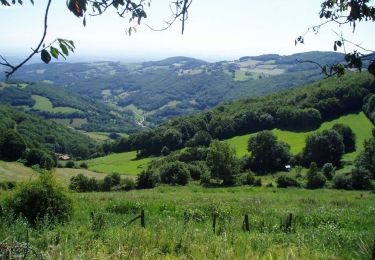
(1, 185), (374, 259)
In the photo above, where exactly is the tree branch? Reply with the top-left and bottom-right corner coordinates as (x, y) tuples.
(1, 0), (52, 80)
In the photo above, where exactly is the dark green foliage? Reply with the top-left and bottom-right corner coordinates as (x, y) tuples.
(69, 173), (98, 192)
(237, 172), (257, 186)
(160, 146), (171, 156)
(306, 162), (326, 189)
(187, 161), (210, 181)
(332, 172), (352, 190)
(6, 173), (72, 225)
(0, 129), (26, 161)
(303, 129), (345, 167)
(80, 162), (88, 169)
(0, 181), (16, 190)
(363, 94), (375, 124)
(351, 167), (373, 190)
(321, 163), (335, 180)
(65, 161), (75, 168)
(276, 175), (301, 188)
(25, 148), (57, 169)
(0, 106), (97, 159)
(355, 138), (375, 178)
(332, 123), (356, 153)
(206, 140), (240, 186)
(159, 161), (190, 186)
(186, 130), (212, 147)
(247, 131), (291, 173)
(102, 173), (121, 191)
(137, 170), (159, 189)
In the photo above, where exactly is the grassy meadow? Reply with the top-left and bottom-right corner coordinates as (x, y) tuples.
(32, 95), (81, 114)
(1, 185), (374, 259)
(84, 151), (154, 175)
(0, 161), (107, 184)
(227, 112), (373, 161)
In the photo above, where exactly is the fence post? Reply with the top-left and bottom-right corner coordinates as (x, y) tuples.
(286, 213), (293, 233)
(140, 209), (145, 228)
(243, 214), (250, 232)
(212, 213), (217, 234)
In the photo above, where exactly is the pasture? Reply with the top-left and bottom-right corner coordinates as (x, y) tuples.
(84, 151), (153, 175)
(32, 95), (81, 114)
(226, 112), (373, 160)
(0, 185), (374, 259)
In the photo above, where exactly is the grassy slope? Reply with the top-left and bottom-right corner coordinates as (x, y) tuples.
(32, 95), (81, 113)
(84, 151), (153, 175)
(0, 161), (108, 184)
(1, 186), (374, 259)
(227, 112), (373, 161)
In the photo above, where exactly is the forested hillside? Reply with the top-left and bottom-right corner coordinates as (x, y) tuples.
(0, 81), (138, 132)
(0, 106), (98, 160)
(111, 72), (375, 156)
(11, 52), (344, 126)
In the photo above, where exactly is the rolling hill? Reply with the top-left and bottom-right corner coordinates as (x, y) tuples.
(11, 51), (345, 126)
(0, 81), (139, 133)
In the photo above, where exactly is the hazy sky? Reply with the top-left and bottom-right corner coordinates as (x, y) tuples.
(1, 0), (374, 61)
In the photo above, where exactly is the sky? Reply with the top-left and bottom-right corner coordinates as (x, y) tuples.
(0, 0), (374, 62)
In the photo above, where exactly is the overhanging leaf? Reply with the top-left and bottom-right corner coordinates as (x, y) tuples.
(41, 49), (51, 64)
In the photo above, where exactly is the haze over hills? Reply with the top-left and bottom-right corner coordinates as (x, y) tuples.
(9, 51), (344, 128)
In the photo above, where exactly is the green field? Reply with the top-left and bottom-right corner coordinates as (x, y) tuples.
(0, 161), (107, 184)
(52, 118), (88, 128)
(84, 151), (153, 175)
(226, 112), (373, 160)
(32, 95), (81, 114)
(1, 185), (374, 259)
(82, 132), (129, 141)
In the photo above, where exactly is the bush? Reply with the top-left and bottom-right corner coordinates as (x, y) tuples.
(159, 161), (190, 186)
(25, 149), (57, 170)
(187, 161), (210, 181)
(351, 167), (372, 190)
(321, 163), (335, 180)
(254, 178), (262, 187)
(102, 173), (121, 191)
(237, 171), (257, 186)
(306, 163), (326, 189)
(276, 175), (300, 188)
(80, 162), (88, 169)
(332, 172), (352, 190)
(6, 173), (72, 225)
(0, 130), (26, 161)
(69, 174), (98, 192)
(65, 161), (75, 168)
(137, 170), (159, 189)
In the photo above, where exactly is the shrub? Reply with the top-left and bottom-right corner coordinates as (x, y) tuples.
(159, 161), (190, 186)
(351, 167), (372, 190)
(187, 161), (210, 181)
(321, 163), (335, 180)
(332, 172), (352, 190)
(254, 178), (262, 187)
(6, 173), (72, 225)
(276, 175), (300, 188)
(69, 173), (98, 192)
(102, 173), (121, 191)
(80, 162), (88, 169)
(306, 162), (326, 189)
(65, 161), (75, 168)
(302, 130), (344, 167)
(237, 171), (258, 186)
(137, 170), (159, 189)
(0, 130), (26, 161)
